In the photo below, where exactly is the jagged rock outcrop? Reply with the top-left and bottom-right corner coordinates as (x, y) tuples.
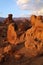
(7, 23), (18, 45)
(37, 15), (42, 20)
(0, 14), (15, 44)
(1, 14), (43, 57)
(7, 16), (31, 45)
(30, 15), (36, 26)
(4, 14), (14, 24)
(25, 15), (43, 56)
(7, 22), (26, 45)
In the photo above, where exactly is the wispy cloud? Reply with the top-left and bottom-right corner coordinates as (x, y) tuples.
(17, 0), (30, 5)
(37, 9), (43, 15)
(16, 0), (43, 15)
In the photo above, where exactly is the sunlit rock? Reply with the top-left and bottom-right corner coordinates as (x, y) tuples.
(30, 15), (36, 26)
(25, 15), (43, 56)
(7, 23), (18, 45)
(4, 45), (12, 53)
(25, 28), (43, 56)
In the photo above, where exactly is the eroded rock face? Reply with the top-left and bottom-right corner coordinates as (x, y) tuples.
(6, 15), (43, 57)
(7, 23), (18, 45)
(4, 45), (12, 53)
(37, 15), (42, 20)
(25, 15), (43, 56)
(7, 23), (26, 45)
(4, 14), (14, 24)
(30, 15), (36, 26)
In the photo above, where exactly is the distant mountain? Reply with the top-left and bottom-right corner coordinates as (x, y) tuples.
(0, 17), (29, 23)
(0, 17), (5, 22)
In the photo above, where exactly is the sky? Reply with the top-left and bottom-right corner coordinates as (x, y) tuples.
(0, 0), (43, 17)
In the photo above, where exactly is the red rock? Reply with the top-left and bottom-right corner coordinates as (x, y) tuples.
(4, 45), (12, 53)
(7, 23), (18, 45)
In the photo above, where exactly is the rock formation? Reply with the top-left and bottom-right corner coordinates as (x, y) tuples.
(0, 14), (43, 64)
(7, 16), (31, 45)
(4, 14), (14, 24)
(7, 22), (26, 45)
(30, 15), (36, 26)
(25, 15), (43, 56)
(7, 23), (18, 45)
(7, 15), (43, 57)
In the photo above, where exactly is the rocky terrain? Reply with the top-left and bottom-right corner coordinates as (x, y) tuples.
(0, 14), (43, 65)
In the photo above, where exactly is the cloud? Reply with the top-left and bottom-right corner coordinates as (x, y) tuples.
(17, 0), (31, 10)
(16, 0), (43, 15)
(36, 0), (40, 2)
(17, 0), (30, 5)
(38, 9), (43, 15)
(32, 8), (43, 15)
